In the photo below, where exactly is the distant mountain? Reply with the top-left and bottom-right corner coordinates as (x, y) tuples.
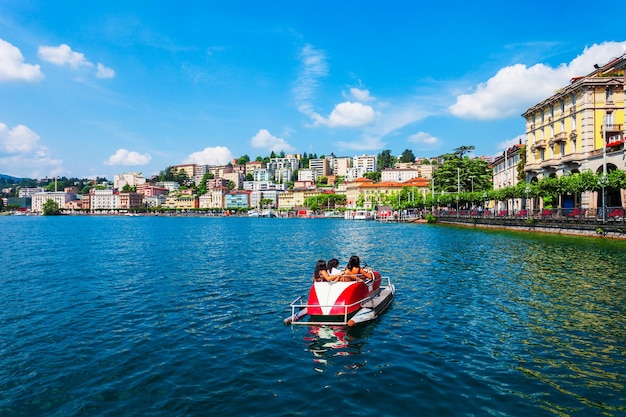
(0, 173), (23, 182)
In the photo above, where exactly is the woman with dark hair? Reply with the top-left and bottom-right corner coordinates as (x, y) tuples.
(344, 255), (372, 280)
(327, 258), (341, 276)
(312, 260), (331, 282)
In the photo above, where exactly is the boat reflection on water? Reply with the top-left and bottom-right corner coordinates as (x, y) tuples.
(303, 324), (375, 373)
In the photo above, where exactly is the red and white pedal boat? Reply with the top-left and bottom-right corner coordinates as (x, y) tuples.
(284, 271), (395, 326)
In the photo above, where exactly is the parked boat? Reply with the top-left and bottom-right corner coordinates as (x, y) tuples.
(344, 210), (373, 220)
(284, 271), (395, 326)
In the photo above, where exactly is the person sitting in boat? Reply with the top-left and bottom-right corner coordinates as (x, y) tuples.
(325, 258), (346, 281)
(343, 255), (373, 281)
(312, 260), (332, 282)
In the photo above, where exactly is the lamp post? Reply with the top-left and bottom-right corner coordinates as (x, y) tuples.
(483, 192), (488, 217)
(525, 185), (530, 218)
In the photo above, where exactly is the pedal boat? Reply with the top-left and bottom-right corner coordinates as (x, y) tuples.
(284, 271), (395, 326)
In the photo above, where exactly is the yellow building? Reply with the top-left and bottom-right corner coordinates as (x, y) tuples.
(522, 53), (625, 210)
(345, 177), (430, 209)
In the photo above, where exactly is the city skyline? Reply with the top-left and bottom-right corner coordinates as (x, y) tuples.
(1, 1), (625, 180)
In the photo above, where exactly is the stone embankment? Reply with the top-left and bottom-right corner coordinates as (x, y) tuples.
(433, 215), (626, 240)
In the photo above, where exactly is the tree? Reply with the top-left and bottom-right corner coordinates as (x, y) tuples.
(453, 146), (475, 158)
(377, 150), (396, 170)
(399, 149), (416, 163)
(121, 184), (134, 192)
(42, 199), (60, 215)
(237, 155), (250, 165)
(363, 171), (381, 182)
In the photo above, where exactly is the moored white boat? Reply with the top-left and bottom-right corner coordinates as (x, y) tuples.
(284, 271), (395, 326)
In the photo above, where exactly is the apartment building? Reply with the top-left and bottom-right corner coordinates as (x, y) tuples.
(31, 191), (73, 213)
(522, 53), (625, 210)
(114, 172), (146, 190)
(493, 143), (525, 212)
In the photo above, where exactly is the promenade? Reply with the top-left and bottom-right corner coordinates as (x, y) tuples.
(431, 207), (626, 239)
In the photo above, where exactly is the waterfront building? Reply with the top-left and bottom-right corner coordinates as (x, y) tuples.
(88, 189), (119, 212)
(225, 191), (250, 208)
(277, 190), (323, 210)
(493, 143), (525, 212)
(345, 177), (430, 209)
(31, 191), (73, 213)
(198, 187), (227, 209)
(114, 172), (146, 191)
(522, 53), (625, 211)
(18, 187), (45, 198)
(118, 192), (144, 209)
(250, 189), (280, 209)
(145, 195), (167, 208)
(164, 194), (198, 210)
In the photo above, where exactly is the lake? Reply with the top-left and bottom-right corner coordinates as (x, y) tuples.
(1, 215), (624, 416)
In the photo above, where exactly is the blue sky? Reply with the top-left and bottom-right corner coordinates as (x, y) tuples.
(1, 1), (625, 180)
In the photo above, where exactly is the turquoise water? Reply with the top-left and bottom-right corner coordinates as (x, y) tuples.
(1, 216), (624, 416)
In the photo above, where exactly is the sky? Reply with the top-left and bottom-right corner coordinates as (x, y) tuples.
(1, 1), (625, 180)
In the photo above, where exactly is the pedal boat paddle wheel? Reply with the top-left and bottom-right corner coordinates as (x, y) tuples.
(284, 270), (395, 326)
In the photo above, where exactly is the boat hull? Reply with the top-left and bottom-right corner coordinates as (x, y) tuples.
(284, 272), (394, 326)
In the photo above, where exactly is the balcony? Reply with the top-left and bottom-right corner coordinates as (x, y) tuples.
(602, 124), (623, 135)
(540, 158), (559, 169)
(561, 153), (582, 165)
(524, 162), (540, 172)
(549, 132), (567, 144)
(531, 139), (547, 150)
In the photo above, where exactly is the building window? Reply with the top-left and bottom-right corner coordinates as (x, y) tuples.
(560, 100), (565, 113)
(571, 92), (576, 105)
(560, 142), (565, 155)
(606, 86), (614, 103)
(571, 115), (576, 130)
(540, 148), (545, 160)
(560, 120), (565, 133)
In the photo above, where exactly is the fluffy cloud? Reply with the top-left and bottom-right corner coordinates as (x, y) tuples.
(408, 131), (439, 146)
(449, 41), (626, 120)
(321, 101), (376, 128)
(96, 63), (115, 79)
(184, 146), (234, 165)
(0, 123), (41, 153)
(38, 44), (92, 68)
(0, 122), (62, 177)
(0, 39), (43, 82)
(250, 129), (295, 152)
(104, 148), (151, 166)
(38, 43), (115, 78)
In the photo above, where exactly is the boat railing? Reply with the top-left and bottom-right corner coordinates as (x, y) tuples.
(286, 276), (392, 325)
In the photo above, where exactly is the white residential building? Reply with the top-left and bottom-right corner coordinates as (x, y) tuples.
(353, 154), (377, 173)
(114, 172), (146, 190)
(90, 189), (119, 211)
(31, 192), (73, 213)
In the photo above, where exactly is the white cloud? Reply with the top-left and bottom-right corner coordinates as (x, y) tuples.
(349, 87), (374, 102)
(0, 39), (43, 82)
(449, 41), (626, 120)
(104, 148), (151, 166)
(250, 129), (295, 152)
(409, 131), (439, 145)
(320, 101), (376, 128)
(0, 122), (63, 177)
(293, 44), (328, 117)
(183, 146), (234, 165)
(96, 63), (115, 79)
(0, 123), (41, 153)
(38, 44), (92, 68)
(37, 43), (116, 79)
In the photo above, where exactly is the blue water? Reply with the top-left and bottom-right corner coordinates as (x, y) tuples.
(1, 216), (624, 416)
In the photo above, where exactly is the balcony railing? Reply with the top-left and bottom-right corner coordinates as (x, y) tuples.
(549, 132), (567, 144)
